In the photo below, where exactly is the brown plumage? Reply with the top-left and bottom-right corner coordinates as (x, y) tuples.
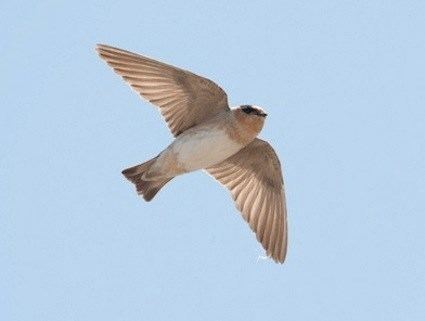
(96, 44), (288, 263)
(206, 138), (287, 263)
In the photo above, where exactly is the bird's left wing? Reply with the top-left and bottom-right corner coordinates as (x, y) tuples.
(96, 44), (229, 136)
(206, 138), (288, 263)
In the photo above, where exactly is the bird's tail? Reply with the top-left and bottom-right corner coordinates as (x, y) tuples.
(122, 157), (172, 201)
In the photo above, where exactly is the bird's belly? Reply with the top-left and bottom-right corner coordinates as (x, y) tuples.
(172, 129), (242, 171)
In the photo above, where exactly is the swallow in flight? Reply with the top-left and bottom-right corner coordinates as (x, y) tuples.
(96, 44), (288, 263)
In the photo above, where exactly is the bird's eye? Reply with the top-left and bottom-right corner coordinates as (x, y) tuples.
(242, 105), (254, 114)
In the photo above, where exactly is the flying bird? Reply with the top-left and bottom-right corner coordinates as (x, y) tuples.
(96, 44), (288, 263)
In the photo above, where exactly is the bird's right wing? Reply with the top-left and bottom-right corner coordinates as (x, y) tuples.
(206, 138), (288, 263)
(96, 44), (229, 136)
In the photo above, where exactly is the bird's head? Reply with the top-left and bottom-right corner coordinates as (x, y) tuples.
(234, 105), (267, 135)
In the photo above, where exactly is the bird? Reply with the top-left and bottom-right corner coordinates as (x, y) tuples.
(96, 44), (288, 263)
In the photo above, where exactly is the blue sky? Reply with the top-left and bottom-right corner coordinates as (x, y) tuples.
(1, 1), (425, 320)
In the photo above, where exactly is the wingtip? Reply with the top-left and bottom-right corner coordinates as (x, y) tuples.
(276, 257), (285, 264)
(95, 43), (105, 52)
(95, 43), (113, 53)
(275, 248), (287, 264)
(95, 44), (102, 55)
(267, 244), (286, 264)
(270, 253), (286, 264)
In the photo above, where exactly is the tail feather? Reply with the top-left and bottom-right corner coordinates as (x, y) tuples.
(122, 158), (172, 201)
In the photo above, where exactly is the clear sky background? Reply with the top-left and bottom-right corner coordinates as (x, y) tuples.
(1, 1), (425, 320)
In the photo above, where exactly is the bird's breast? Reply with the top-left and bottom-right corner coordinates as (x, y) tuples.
(171, 127), (243, 171)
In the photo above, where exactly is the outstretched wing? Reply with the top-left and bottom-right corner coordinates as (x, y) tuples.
(96, 44), (229, 136)
(206, 138), (287, 263)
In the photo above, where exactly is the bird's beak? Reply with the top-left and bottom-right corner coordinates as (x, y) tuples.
(260, 112), (267, 117)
